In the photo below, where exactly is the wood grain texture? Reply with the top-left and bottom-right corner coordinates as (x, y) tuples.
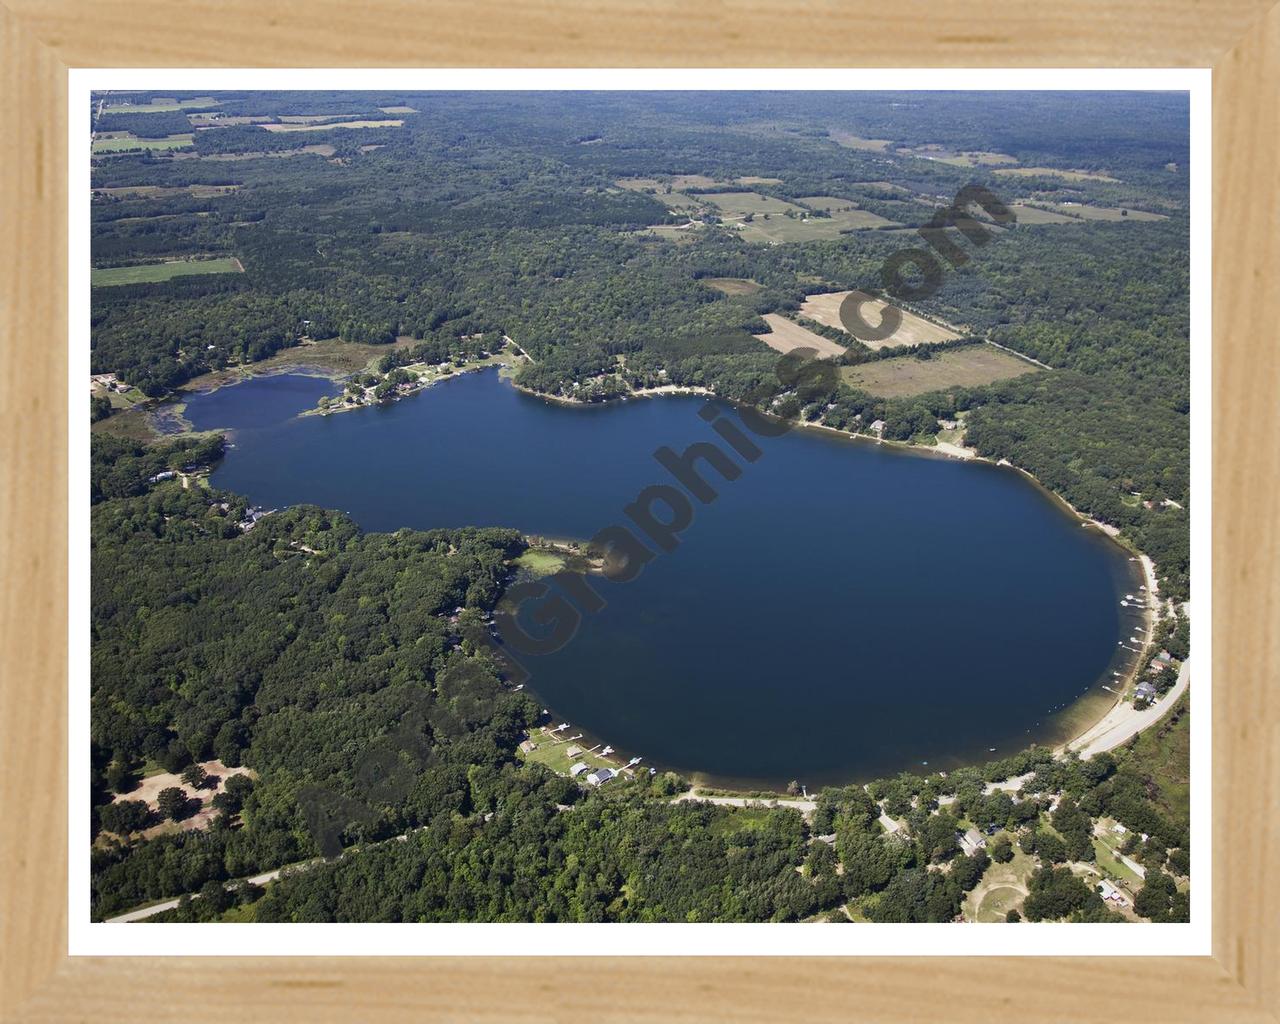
(1213, 2), (1280, 1013)
(1, 0), (1277, 66)
(0, 4), (69, 1021)
(0, 0), (1277, 1020)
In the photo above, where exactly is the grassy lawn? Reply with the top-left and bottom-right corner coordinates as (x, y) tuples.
(513, 549), (569, 576)
(92, 257), (242, 287)
(841, 345), (1038, 398)
(964, 841), (1037, 922)
(92, 133), (194, 154)
(1093, 835), (1143, 889)
(517, 726), (621, 778)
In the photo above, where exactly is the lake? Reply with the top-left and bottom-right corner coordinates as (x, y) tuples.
(186, 369), (1145, 788)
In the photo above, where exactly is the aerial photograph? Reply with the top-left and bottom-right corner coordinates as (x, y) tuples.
(88, 89), (1192, 926)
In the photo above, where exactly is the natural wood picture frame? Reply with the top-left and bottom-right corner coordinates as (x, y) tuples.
(1, 2), (1276, 1020)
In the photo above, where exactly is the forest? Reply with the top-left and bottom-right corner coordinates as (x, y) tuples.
(89, 90), (1193, 924)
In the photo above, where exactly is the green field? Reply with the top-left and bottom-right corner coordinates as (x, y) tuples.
(702, 277), (761, 295)
(703, 191), (898, 244)
(1009, 204), (1078, 225)
(841, 345), (1038, 398)
(1056, 204), (1168, 222)
(92, 133), (194, 154)
(995, 166), (1120, 183)
(101, 96), (217, 114)
(92, 257), (243, 287)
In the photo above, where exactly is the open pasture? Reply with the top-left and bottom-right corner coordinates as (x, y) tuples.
(828, 131), (893, 151)
(701, 277), (761, 295)
(632, 223), (704, 242)
(615, 174), (727, 191)
(840, 344), (1038, 398)
(92, 133), (194, 153)
(91, 257), (243, 287)
(379, 106), (418, 114)
(260, 119), (404, 132)
(1009, 203), (1077, 225)
(799, 291), (961, 349)
(702, 191), (805, 217)
(995, 166), (1120, 183)
(734, 176), (782, 185)
(93, 184), (240, 199)
(737, 207), (898, 244)
(1056, 203), (1168, 222)
(896, 145), (1018, 167)
(102, 96), (217, 114)
(188, 114), (272, 127)
(754, 313), (847, 359)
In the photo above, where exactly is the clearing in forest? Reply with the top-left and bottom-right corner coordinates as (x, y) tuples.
(91, 257), (244, 287)
(828, 131), (893, 151)
(102, 96), (217, 114)
(895, 145), (1018, 167)
(92, 133), (194, 154)
(995, 166), (1120, 182)
(261, 119), (404, 132)
(799, 291), (961, 349)
(706, 192), (898, 244)
(1055, 204), (1168, 222)
(840, 345), (1038, 398)
(1008, 204), (1077, 225)
(754, 314), (847, 359)
(702, 277), (761, 295)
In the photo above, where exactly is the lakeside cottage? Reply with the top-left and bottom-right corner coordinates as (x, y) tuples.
(959, 828), (987, 857)
(569, 762), (590, 778)
(586, 767), (616, 786)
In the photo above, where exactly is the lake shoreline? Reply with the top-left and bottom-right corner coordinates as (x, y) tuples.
(181, 366), (1172, 792)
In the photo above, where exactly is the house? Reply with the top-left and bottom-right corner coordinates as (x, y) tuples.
(564, 745), (583, 758)
(147, 470), (177, 483)
(586, 767), (616, 786)
(569, 762), (590, 778)
(959, 828), (986, 857)
(518, 739), (537, 754)
(1154, 650), (1175, 666)
(1097, 879), (1123, 902)
(1135, 682), (1157, 703)
(870, 419), (886, 437)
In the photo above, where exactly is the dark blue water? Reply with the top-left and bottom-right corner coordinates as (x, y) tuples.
(187, 370), (1143, 787)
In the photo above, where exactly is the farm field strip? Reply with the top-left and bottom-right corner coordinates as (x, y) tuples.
(92, 133), (194, 154)
(91, 257), (244, 287)
(260, 119), (404, 133)
(754, 313), (848, 359)
(1056, 204), (1168, 222)
(995, 166), (1120, 182)
(840, 344), (1040, 398)
(799, 291), (962, 349)
(102, 97), (217, 113)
